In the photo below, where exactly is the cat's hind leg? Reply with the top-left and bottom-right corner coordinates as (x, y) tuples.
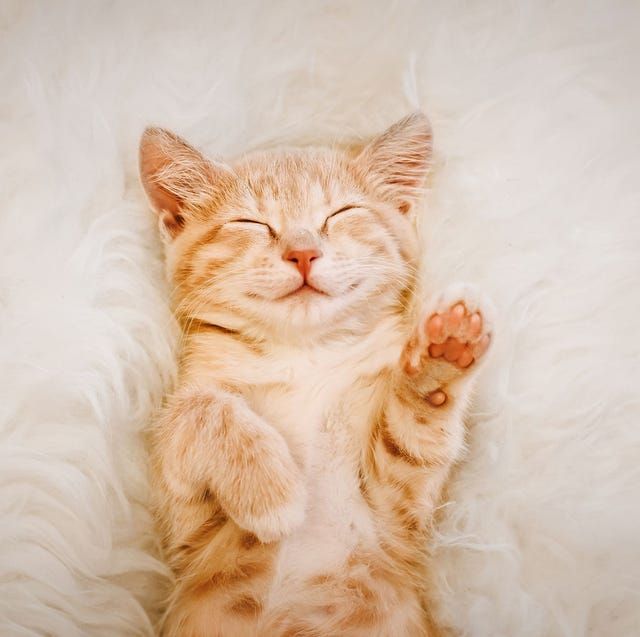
(161, 523), (274, 637)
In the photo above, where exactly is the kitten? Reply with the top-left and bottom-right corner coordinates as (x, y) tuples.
(140, 112), (492, 637)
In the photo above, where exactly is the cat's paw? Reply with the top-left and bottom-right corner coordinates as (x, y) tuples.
(230, 477), (307, 545)
(212, 394), (309, 544)
(402, 283), (494, 380)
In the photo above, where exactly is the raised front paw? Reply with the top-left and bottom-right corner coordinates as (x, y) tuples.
(402, 283), (493, 379)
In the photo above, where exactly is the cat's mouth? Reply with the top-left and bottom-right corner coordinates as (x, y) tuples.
(280, 282), (328, 300)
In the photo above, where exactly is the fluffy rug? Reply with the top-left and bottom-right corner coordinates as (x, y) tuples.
(2, 1), (639, 635)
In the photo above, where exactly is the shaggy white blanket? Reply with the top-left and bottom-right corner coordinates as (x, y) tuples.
(2, 2), (639, 635)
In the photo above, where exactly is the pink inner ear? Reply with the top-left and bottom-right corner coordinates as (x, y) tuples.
(143, 176), (186, 238)
(147, 182), (184, 217)
(160, 210), (186, 237)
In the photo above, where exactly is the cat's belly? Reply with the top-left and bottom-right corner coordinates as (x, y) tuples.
(241, 367), (425, 632)
(261, 423), (425, 636)
(275, 427), (376, 583)
(247, 376), (384, 595)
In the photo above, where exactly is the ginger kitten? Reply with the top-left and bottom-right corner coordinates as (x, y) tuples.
(140, 113), (492, 637)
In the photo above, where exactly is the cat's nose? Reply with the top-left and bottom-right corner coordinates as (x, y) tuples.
(283, 248), (323, 279)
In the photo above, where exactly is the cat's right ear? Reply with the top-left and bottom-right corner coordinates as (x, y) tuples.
(139, 127), (230, 240)
(356, 112), (432, 215)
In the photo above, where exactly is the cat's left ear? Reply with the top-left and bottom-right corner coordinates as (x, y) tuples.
(356, 111), (432, 214)
(139, 127), (232, 240)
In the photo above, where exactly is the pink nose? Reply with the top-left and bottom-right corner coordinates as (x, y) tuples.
(284, 248), (322, 279)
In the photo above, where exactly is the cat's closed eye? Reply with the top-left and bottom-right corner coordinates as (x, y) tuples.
(322, 205), (362, 231)
(228, 219), (276, 237)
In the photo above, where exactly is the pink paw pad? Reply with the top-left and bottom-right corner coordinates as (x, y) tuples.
(427, 390), (447, 406)
(425, 302), (490, 369)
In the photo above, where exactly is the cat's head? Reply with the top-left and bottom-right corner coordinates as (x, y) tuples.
(139, 113), (432, 342)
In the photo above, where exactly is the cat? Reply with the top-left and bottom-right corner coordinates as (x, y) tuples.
(140, 112), (493, 637)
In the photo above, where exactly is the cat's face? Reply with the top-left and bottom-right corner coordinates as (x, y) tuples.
(139, 114), (432, 341)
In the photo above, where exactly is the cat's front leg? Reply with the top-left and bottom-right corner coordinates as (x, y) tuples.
(153, 385), (307, 543)
(367, 284), (494, 519)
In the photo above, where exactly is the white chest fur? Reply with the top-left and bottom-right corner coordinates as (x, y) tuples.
(243, 319), (405, 581)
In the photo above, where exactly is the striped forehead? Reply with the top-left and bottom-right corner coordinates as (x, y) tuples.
(244, 153), (347, 228)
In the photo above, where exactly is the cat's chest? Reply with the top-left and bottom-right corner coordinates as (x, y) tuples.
(248, 368), (370, 470)
(245, 345), (386, 471)
(241, 336), (404, 575)
(244, 324), (403, 435)
(252, 376), (380, 573)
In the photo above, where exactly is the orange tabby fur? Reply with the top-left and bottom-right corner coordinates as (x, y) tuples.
(140, 113), (492, 636)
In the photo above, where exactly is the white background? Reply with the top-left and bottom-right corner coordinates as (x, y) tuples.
(1, 2), (639, 635)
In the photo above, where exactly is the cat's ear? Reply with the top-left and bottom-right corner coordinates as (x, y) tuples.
(356, 112), (432, 214)
(139, 127), (231, 239)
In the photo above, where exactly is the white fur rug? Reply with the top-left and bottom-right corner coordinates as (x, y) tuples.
(2, 2), (639, 635)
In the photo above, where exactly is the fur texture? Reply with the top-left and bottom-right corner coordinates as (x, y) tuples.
(140, 115), (494, 636)
(1, 1), (639, 636)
